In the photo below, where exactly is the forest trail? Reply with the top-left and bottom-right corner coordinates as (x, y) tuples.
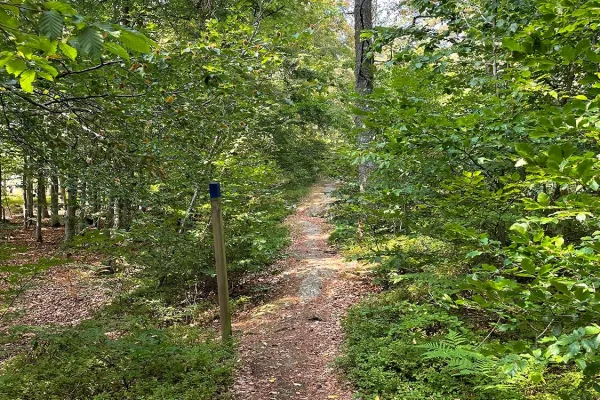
(231, 181), (371, 400)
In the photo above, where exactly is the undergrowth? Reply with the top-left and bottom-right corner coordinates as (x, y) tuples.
(0, 292), (234, 400)
(333, 190), (597, 400)
(0, 173), (317, 399)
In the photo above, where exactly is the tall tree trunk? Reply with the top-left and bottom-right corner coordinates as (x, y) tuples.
(354, 0), (375, 192)
(58, 177), (67, 209)
(106, 195), (116, 230)
(0, 159), (3, 222)
(91, 188), (100, 227)
(50, 175), (60, 227)
(79, 182), (87, 234)
(26, 178), (34, 221)
(64, 179), (77, 243)
(355, 0), (374, 240)
(36, 173), (43, 242)
(22, 173), (28, 228)
(40, 178), (50, 218)
(116, 198), (125, 229)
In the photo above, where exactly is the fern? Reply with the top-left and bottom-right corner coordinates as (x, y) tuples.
(420, 330), (498, 378)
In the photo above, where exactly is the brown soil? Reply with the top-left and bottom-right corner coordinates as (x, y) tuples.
(231, 181), (373, 400)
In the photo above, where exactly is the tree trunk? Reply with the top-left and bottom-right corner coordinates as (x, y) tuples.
(79, 181), (87, 233)
(64, 179), (77, 243)
(36, 174), (43, 242)
(40, 178), (50, 218)
(0, 160), (3, 222)
(58, 177), (67, 209)
(91, 188), (100, 227)
(116, 198), (125, 229)
(50, 175), (60, 227)
(26, 178), (34, 221)
(106, 195), (115, 230)
(354, 0), (375, 192)
(22, 173), (28, 228)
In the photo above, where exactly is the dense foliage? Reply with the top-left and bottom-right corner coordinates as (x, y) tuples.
(0, 0), (352, 398)
(336, 0), (600, 398)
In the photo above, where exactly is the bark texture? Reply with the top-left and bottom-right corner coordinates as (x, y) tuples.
(50, 175), (60, 227)
(354, 0), (374, 192)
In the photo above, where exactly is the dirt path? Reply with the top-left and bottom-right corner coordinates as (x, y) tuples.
(232, 181), (371, 400)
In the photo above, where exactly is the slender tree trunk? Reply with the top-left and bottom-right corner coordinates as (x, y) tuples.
(355, 0), (375, 192)
(40, 178), (50, 218)
(50, 175), (60, 227)
(58, 177), (67, 209)
(0, 160), (3, 222)
(65, 179), (77, 243)
(491, 0), (499, 96)
(36, 173), (43, 242)
(22, 173), (27, 228)
(79, 181), (87, 233)
(26, 178), (34, 221)
(355, 0), (374, 240)
(106, 195), (116, 230)
(91, 188), (100, 227)
(116, 198), (125, 229)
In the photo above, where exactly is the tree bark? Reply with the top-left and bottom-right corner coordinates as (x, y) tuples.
(50, 175), (60, 227)
(36, 173), (43, 242)
(106, 195), (116, 230)
(64, 179), (77, 243)
(0, 160), (3, 222)
(354, 0), (375, 192)
(22, 173), (27, 228)
(58, 177), (67, 209)
(26, 178), (34, 221)
(40, 178), (50, 218)
(79, 181), (87, 234)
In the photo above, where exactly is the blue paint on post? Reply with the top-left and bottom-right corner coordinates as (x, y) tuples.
(209, 182), (221, 199)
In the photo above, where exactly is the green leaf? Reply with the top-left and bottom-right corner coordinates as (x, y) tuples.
(466, 250), (483, 258)
(120, 30), (153, 53)
(503, 37), (525, 52)
(585, 325), (600, 336)
(0, 53), (15, 68)
(586, 49), (600, 63)
(44, 1), (76, 15)
(75, 27), (104, 59)
(0, 8), (19, 29)
(560, 46), (576, 63)
(40, 10), (63, 40)
(576, 39), (591, 55)
(37, 71), (54, 81)
(6, 59), (27, 77)
(58, 41), (77, 60)
(537, 192), (550, 206)
(521, 257), (535, 274)
(19, 70), (36, 92)
(515, 143), (535, 158)
(530, 372), (544, 384)
(104, 42), (129, 61)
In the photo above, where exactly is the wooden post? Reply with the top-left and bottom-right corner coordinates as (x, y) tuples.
(209, 182), (232, 341)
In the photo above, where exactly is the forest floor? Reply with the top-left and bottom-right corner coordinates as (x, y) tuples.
(231, 181), (374, 400)
(0, 223), (125, 364)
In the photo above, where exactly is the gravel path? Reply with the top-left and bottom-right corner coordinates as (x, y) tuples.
(232, 181), (372, 400)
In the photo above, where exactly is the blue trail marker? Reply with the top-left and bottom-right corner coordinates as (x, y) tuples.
(209, 182), (221, 199)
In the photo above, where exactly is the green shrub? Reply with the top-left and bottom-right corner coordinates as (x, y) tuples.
(0, 302), (234, 400)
